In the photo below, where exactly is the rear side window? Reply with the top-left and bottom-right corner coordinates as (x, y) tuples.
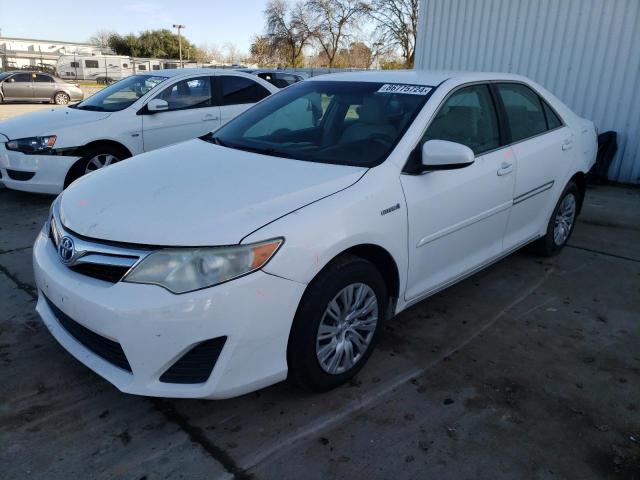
(496, 83), (547, 142)
(220, 76), (270, 105)
(543, 101), (562, 129)
(423, 84), (500, 155)
(35, 74), (53, 83)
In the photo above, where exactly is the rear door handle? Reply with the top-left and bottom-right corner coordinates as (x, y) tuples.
(562, 139), (573, 151)
(497, 162), (513, 176)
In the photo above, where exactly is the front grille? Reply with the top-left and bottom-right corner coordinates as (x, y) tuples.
(44, 295), (132, 372)
(47, 211), (149, 285)
(160, 337), (226, 384)
(69, 263), (131, 283)
(7, 169), (35, 181)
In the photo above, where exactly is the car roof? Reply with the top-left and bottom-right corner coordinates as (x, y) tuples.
(309, 69), (532, 86)
(145, 68), (254, 78)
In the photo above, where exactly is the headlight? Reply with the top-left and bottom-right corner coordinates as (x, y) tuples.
(124, 238), (283, 294)
(6, 136), (57, 154)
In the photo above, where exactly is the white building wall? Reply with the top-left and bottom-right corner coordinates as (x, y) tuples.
(415, 0), (640, 184)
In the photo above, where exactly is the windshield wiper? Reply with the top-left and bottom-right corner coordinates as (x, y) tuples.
(76, 105), (106, 111)
(201, 135), (297, 160)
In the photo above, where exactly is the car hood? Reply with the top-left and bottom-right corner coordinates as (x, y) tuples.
(0, 107), (111, 139)
(60, 139), (366, 246)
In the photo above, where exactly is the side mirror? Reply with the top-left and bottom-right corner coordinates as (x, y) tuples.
(146, 98), (169, 113)
(421, 140), (475, 170)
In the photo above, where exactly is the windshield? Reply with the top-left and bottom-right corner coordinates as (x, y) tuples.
(74, 75), (167, 112)
(206, 81), (433, 167)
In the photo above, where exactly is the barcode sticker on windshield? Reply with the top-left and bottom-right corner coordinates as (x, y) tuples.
(377, 84), (432, 95)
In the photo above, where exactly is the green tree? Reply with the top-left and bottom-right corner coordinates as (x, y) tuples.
(107, 29), (201, 60)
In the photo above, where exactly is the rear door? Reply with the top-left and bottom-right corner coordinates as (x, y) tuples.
(495, 83), (574, 251)
(33, 74), (56, 100)
(217, 75), (271, 125)
(401, 83), (515, 300)
(2, 73), (33, 100)
(142, 75), (220, 151)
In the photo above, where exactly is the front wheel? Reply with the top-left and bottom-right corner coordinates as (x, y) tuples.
(531, 181), (579, 256)
(287, 255), (387, 391)
(65, 145), (127, 187)
(53, 92), (70, 105)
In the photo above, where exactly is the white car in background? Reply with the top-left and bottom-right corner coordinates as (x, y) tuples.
(0, 69), (278, 194)
(33, 71), (596, 399)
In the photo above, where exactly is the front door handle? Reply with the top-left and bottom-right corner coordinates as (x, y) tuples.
(497, 161), (513, 176)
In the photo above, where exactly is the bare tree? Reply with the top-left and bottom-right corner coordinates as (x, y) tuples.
(305, 0), (369, 68)
(88, 29), (116, 52)
(265, 0), (313, 67)
(223, 42), (243, 64)
(368, 0), (419, 68)
(198, 42), (224, 63)
(249, 35), (276, 67)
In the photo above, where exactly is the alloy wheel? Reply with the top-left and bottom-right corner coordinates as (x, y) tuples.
(316, 283), (379, 375)
(553, 193), (576, 246)
(85, 153), (119, 174)
(54, 93), (69, 105)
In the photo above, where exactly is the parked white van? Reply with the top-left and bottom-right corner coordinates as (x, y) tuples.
(0, 69), (278, 193)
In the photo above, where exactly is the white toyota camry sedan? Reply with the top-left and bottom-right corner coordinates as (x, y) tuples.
(33, 71), (597, 399)
(0, 68), (277, 194)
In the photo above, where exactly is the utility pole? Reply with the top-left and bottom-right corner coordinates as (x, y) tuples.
(173, 24), (186, 68)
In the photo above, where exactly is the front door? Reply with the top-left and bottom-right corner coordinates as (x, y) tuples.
(2, 73), (33, 100)
(401, 84), (515, 301)
(142, 76), (220, 152)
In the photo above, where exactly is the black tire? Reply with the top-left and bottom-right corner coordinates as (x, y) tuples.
(530, 181), (580, 257)
(287, 255), (388, 392)
(53, 91), (70, 105)
(64, 144), (129, 187)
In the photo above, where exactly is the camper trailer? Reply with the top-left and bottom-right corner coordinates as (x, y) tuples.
(56, 54), (133, 83)
(56, 55), (199, 83)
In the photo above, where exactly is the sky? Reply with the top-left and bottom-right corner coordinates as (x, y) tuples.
(0, 0), (270, 53)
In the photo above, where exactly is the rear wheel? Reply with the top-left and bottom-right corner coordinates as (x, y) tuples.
(287, 255), (387, 391)
(531, 181), (579, 256)
(53, 92), (70, 105)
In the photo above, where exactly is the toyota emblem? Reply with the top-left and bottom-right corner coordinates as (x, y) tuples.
(59, 236), (75, 264)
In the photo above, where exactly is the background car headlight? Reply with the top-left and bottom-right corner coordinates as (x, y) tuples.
(6, 136), (57, 154)
(124, 238), (283, 294)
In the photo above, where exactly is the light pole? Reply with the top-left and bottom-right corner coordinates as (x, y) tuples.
(173, 24), (186, 68)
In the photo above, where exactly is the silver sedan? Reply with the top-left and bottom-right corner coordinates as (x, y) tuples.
(0, 71), (84, 105)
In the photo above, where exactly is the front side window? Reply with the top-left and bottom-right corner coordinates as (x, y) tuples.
(73, 75), (167, 112)
(220, 76), (270, 105)
(208, 81), (432, 167)
(10, 73), (32, 83)
(423, 84), (500, 155)
(85, 60), (99, 68)
(34, 74), (53, 83)
(496, 83), (547, 142)
(156, 77), (212, 110)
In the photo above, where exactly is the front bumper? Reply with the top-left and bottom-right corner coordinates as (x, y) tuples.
(33, 230), (306, 399)
(0, 141), (79, 194)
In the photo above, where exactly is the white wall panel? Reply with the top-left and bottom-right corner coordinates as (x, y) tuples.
(415, 0), (640, 183)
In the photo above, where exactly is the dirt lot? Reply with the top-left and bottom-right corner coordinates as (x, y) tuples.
(0, 103), (639, 479)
